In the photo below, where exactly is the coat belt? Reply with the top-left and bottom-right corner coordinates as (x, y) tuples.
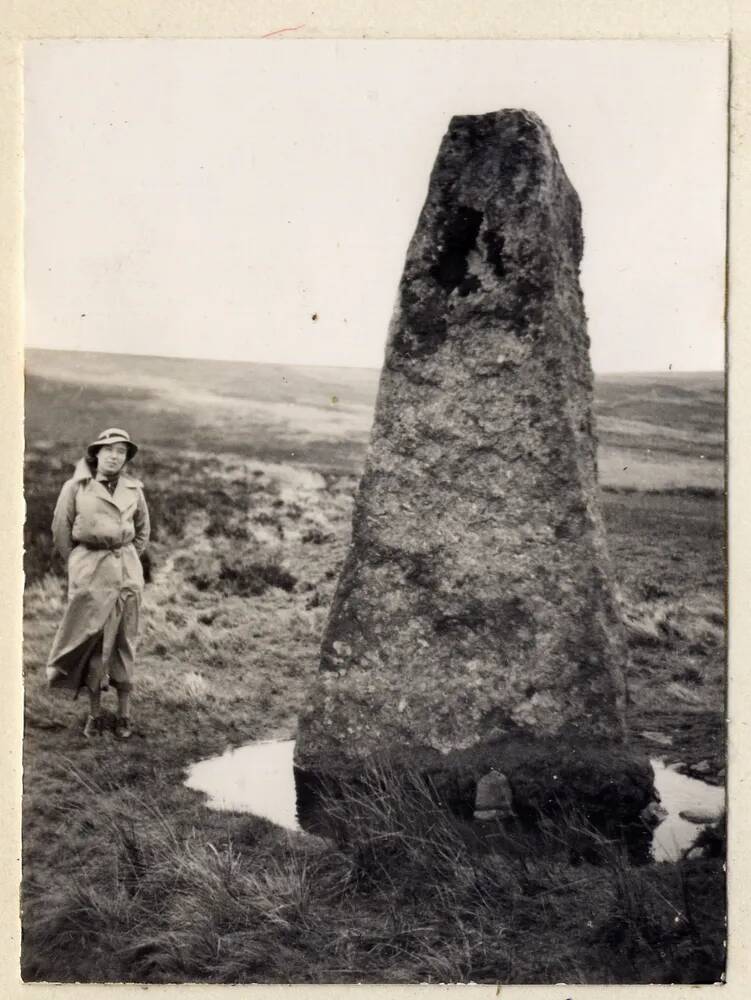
(79, 540), (127, 551)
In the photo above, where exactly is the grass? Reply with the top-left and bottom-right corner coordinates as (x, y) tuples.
(21, 761), (724, 985)
(21, 351), (726, 984)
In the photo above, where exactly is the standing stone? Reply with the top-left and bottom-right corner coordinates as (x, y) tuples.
(295, 110), (629, 779)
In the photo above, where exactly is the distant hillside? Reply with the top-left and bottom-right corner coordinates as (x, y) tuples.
(24, 349), (723, 489)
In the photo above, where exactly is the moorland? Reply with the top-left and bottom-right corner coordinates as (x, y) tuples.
(21, 348), (725, 984)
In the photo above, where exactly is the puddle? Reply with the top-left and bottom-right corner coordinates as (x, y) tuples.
(650, 758), (725, 863)
(184, 742), (725, 862)
(185, 739), (300, 832)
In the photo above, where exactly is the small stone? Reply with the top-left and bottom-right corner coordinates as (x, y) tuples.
(667, 682), (704, 706)
(640, 800), (668, 826)
(475, 770), (514, 816)
(692, 760), (712, 775)
(679, 808), (722, 825)
(640, 730), (674, 747)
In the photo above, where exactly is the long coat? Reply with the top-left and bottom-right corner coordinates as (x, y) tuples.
(46, 458), (151, 693)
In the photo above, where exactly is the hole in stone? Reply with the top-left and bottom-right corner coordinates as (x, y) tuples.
(429, 205), (483, 293)
(482, 229), (507, 279)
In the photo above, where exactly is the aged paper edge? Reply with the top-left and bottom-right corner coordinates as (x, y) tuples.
(1, 2), (747, 998)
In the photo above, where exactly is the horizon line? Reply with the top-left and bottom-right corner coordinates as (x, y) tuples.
(24, 344), (726, 378)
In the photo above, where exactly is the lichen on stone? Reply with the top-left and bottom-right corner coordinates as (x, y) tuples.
(296, 110), (630, 777)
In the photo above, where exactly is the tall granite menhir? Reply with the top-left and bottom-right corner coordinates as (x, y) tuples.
(296, 111), (634, 796)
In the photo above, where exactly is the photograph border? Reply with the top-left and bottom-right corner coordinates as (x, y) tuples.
(2, 2), (748, 997)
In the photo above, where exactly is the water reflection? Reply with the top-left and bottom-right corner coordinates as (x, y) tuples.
(184, 740), (725, 862)
(185, 738), (300, 831)
(651, 758), (725, 862)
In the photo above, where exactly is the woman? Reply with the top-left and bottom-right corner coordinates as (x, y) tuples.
(46, 428), (151, 740)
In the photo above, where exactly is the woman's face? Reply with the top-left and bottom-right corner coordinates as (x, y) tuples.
(96, 442), (129, 477)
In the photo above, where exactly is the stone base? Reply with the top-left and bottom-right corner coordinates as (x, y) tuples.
(294, 736), (656, 863)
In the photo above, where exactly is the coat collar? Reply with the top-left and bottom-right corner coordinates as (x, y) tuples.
(71, 458), (94, 482)
(71, 458), (142, 511)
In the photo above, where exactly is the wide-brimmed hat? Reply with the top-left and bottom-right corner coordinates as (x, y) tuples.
(87, 427), (138, 461)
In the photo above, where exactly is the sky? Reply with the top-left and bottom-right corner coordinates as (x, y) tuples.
(24, 39), (727, 373)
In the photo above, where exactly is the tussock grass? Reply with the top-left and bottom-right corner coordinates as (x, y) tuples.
(623, 591), (724, 652)
(21, 764), (725, 985)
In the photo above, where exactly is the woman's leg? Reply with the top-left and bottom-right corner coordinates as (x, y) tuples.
(83, 649), (104, 738)
(112, 592), (139, 738)
(114, 687), (133, 739)
(89, 686), (102, 718)
(117, 689), (131, 720)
